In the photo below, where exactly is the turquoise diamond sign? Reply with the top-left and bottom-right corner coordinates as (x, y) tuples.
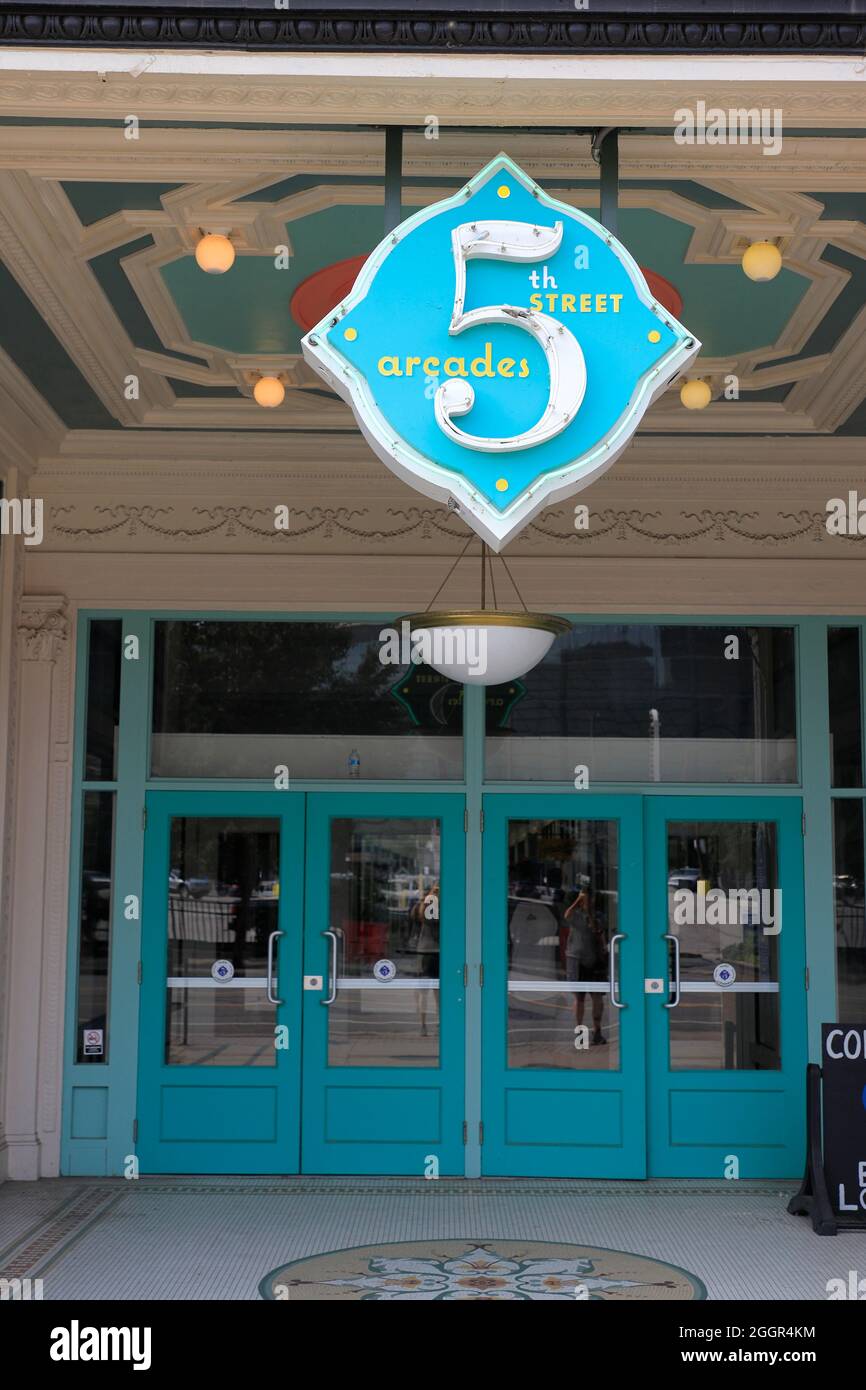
(302, 153), (700, 551)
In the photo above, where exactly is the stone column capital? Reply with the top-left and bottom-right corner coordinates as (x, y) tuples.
(17, 595), (69, 663)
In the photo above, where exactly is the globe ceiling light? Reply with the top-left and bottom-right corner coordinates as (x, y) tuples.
(253, 375), (286, 408)
(400, 611), (571, 685)
(741, 240), (783, 283)
(680, 378), (712, 410)
(195, 232), (236, 274)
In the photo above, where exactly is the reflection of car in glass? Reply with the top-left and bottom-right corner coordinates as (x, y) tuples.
(168, 869), (213, 898)
(668, 867), (701, 893)
(184, 876), (213, 898)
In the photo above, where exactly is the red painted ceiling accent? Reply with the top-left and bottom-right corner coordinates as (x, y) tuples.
(290, 256), (683, 329)
(640, 268), (683, 321)
(290, 255), (368, 332)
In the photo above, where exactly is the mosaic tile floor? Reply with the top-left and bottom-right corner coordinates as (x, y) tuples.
(1, 1177), (864, 1301)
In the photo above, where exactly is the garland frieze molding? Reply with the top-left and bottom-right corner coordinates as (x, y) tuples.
(45, 503), (861, 550)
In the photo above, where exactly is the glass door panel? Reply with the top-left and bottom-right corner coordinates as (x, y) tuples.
(506, 818), (621, 1070)
(165, 816), (281, 1067)
(326, 817), (441, 1068)
(646, 797), (806, 1178)
(482, 795), (646, 1178)
(301, 794), (465, 1175)
(137, 792), (304, 1175)
(666, 820), (781, 1072)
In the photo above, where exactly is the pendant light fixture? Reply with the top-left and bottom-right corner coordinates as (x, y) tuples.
(195, 231), (236, 274)
(253, 374), (286, 408)
(680, 378), (712, 410)
(741, 240), (783, 282)
(401, 537), (570, 685)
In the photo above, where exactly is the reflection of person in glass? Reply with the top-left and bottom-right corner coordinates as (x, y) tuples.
(563, 883), (607, 1046)
(414, 882), (440, 1037)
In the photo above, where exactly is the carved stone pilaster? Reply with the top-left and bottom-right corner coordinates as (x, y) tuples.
(17, 596), (68, 663)
(1, 591), (71, 1178)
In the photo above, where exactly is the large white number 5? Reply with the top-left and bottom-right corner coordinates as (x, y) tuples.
(434, 220), (586, 453)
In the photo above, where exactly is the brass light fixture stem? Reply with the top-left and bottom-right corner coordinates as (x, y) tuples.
(424, 533), (535, 616)
(424, 533), (474, 612)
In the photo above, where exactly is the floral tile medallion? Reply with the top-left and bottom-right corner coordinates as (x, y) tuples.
(260, 1238), (707, 1301)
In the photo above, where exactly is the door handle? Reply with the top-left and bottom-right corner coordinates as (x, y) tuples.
(609, 932), (626, 1009)
(321, 929), (338, 1006)
(267, 929), (285, 1005)
(663, 932), (681, 1009)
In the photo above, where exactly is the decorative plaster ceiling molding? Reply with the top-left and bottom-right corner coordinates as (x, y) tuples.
(41, 497), (863, 562)
(2, 125), (865, 188)
(139, 395), (351, 431)
(787, 305), (866, 431)
(0, 172), (172, 425)
(38, 428), (866, 475)
(0, 347), (65, 475)
(0, 60), (865, 126)
(82, 178), (853, 435)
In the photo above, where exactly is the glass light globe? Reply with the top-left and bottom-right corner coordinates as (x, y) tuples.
(195, 233), (235, 274)
(680, 378), (712, 410)
(253, 376), (285, 408)
(742, 241), (782, 282)
(402, 613), (570, 685)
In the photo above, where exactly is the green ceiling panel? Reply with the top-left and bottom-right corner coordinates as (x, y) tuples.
(62, 182), (181, 227)
(789, 244), (866, 357)
(89, 237), (208, 366)
(615, 210), (807, 357)
(160, 205), (391, 355)
(160, 203), (808, 361)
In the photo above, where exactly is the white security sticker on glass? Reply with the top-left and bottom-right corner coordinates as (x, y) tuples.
(373, 959), (397, 982)
(211, 959), (235, 983)
(713, 962), (736, 988)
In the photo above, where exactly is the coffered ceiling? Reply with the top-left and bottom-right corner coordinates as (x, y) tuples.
(0, 121), (864, 470)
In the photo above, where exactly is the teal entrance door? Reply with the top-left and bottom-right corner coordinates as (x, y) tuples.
(301, 793), (466, 1175)
(481, 795), (647, 1177)
(138, 790), (465, 1175)
(137, 789), (804, 1178)
(480, 793), (807, 1179)
(645, 796), (807, 1177)
(137, 791), (304, 1174)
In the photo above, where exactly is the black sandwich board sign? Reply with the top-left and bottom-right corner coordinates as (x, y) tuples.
(788, 1024), (866, 1235)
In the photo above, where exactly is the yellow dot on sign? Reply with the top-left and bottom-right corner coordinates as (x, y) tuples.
(496, 478), (509, 492)
(344, 327), (357, 341)
(648, 329), (661, 343)
(497, 185), (511, 199)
